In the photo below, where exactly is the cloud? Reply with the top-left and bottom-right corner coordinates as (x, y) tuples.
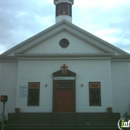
(74, 0), (130, 9)
(0, 0), (130, 54)
(0, 0), (55, 53)
(73, 0), (130, 53)
(0, 45), (6, 55)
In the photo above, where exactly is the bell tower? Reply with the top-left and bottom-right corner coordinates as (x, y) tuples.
(54, 0), (74, 23)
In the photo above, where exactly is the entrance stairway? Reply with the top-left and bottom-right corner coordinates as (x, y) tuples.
(4, 112), (120, 130)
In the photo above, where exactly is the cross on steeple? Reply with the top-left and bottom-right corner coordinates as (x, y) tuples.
(61, 64), (68, 74)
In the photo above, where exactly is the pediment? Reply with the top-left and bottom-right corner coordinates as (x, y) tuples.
(1, 20), (129, 56)
(53, 63), (76, 77)
(53, 69), (76, 76)
(20, 30), (108, 54)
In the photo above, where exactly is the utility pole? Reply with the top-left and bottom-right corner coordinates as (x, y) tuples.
(1, 102), (5, 130)
(0, 95), (8, 130)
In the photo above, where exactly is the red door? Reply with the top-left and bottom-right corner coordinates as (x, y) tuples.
(55, 89), (73, 112)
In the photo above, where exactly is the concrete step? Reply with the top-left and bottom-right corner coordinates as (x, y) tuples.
(4, 125), (119, 130)
(6, 112), (120, 129)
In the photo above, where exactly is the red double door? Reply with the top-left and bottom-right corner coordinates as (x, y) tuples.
(53, 81), (75, 112)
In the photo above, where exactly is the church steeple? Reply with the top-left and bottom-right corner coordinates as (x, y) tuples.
(54, 0), (74, 23)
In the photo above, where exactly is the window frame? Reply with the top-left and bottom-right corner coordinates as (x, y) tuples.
(89, 82), (101, 106)
(27, 82), (40, 106)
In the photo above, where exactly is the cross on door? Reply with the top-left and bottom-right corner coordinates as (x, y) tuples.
(61, 64), (68, 74)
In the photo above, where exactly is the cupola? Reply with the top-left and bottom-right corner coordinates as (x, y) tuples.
(54, 0), (74, 23)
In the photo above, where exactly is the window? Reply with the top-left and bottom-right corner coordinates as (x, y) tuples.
(59, 38), (70, 48)
(89, 82), (101, 106)
(56, 3), (72, 17)
(27, 82), (40, 106)
(56, 4), (60, 16)
(67, 4), (72, 16)
(61, 3), (67, 15)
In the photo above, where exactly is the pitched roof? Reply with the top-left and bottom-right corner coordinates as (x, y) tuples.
(1, 20), (129, 56)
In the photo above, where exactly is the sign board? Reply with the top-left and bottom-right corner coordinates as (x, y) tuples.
(18, 86), (27, 98)
(54, 77), (75, 80)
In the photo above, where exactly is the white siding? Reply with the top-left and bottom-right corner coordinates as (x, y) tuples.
(1, 58), (130, 115)
(129, 62), (130, 104)
(0, 61), (18, 119)
(23, 30), (106, 54)
(16, 59), (111, 113)
(111, 62), (129, 116)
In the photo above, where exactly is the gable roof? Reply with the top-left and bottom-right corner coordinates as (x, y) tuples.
(1, 20), (129, 56)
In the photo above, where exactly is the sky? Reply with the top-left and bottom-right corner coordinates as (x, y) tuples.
(0, 0), (130, 54)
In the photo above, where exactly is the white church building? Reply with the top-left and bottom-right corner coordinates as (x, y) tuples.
(0, 0), (130, 117)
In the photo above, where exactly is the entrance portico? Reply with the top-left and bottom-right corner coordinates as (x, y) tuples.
(53, 64), (76, 112)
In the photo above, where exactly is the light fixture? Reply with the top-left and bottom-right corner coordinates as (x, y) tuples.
(81, 84), (83, 87)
